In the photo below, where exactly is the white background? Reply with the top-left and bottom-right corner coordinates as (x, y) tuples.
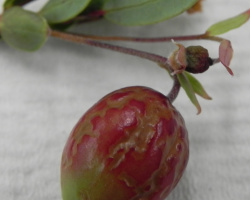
(0, 0), (250, 200)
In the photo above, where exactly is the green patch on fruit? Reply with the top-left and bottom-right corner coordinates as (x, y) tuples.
(61, 162), (130, 200)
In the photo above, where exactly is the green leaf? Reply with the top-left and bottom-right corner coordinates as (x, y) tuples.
(184, 72), (212, 100)
(83, 0), (107, 13)
(3, 0), (35, 9)
(39, 0), (92, 23)
(0, 6), (49, 51)
(206, 9), (250, 36)
(177, 73), (201, 114)
(104, 0), (151, 10)
(103, 0), (199, 26)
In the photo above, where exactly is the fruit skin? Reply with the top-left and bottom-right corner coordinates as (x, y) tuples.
(61, 86), (189, 200)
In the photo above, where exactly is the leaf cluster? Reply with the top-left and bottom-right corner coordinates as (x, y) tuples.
(0, 0), (200, 50)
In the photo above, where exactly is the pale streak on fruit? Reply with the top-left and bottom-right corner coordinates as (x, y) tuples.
(61, 92), (134, 169)
(108, 94), (175, 168)
(105, 87), (187, 199)
(129, 116), (187, 200)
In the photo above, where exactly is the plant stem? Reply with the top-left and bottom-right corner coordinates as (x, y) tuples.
(70, 33), (205, 42)
(50, 30), (170, 69)
(204, 35), (224, 42)
(61, 32), (225, 44)
(212, 58), (221, 65)
(167, 74), (181, 103)
(50, 30), (181, 103)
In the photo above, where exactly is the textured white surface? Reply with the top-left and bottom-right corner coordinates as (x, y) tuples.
(1, 0), (250, 200)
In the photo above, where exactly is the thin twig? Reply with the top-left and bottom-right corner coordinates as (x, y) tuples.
(55, 32), (225, 44)
(50, 30), (182, 103)
(50, 30), (171, 69)
(166, 75), (181, 103)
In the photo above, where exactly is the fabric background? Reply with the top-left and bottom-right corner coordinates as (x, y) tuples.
(1, 0), (250, 199)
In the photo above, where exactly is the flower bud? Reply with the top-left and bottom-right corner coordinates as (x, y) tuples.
(185, 46), (213, 74)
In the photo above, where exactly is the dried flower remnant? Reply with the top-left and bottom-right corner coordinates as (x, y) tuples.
(187, 0), (203, 14)
(168, 40), (187, 75)
(168, 41), (213, 75)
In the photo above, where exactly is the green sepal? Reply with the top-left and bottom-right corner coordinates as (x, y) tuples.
(103, 0), (199, 26)
(206, 9), (250, 36)
(184, 72), (212, 100)
(177, 73), (201, 114)
(39, 0), (92, 24)
(0, 6), (49, 51)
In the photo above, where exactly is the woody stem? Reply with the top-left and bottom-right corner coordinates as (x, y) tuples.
(50, 30), (181, 103)
(57, 32), (225, 44)
(50, 30), (171, 70)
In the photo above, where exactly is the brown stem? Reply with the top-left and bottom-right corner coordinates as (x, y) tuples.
(50, 30), (181, 103)
(212, 58), (220, 64)
(49, 30), (225, 104)
(203, 35), (225, 42)
(58, 32), (226, 44)
(158, 64), (180, 103)
(50, 30), (170, 68)
(62, 33), (207, 43)
(167, 75), (181, 103)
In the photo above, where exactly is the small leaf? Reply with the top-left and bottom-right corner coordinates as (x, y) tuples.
(219, 40), (234, 75)
(177, 73), (201, 114)
(3, 0), (35, 9)
(39, 0), (91, 23)
(0, 6), (49, 51)
(103, 0), (199, 26)
(184, 72), (212, 100)
(206, 9), (250, 36)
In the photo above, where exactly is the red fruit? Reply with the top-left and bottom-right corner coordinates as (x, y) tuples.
(61, 86), (189, 200)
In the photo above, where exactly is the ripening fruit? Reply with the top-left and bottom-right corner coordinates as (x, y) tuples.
(61, 86), (189, 200)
